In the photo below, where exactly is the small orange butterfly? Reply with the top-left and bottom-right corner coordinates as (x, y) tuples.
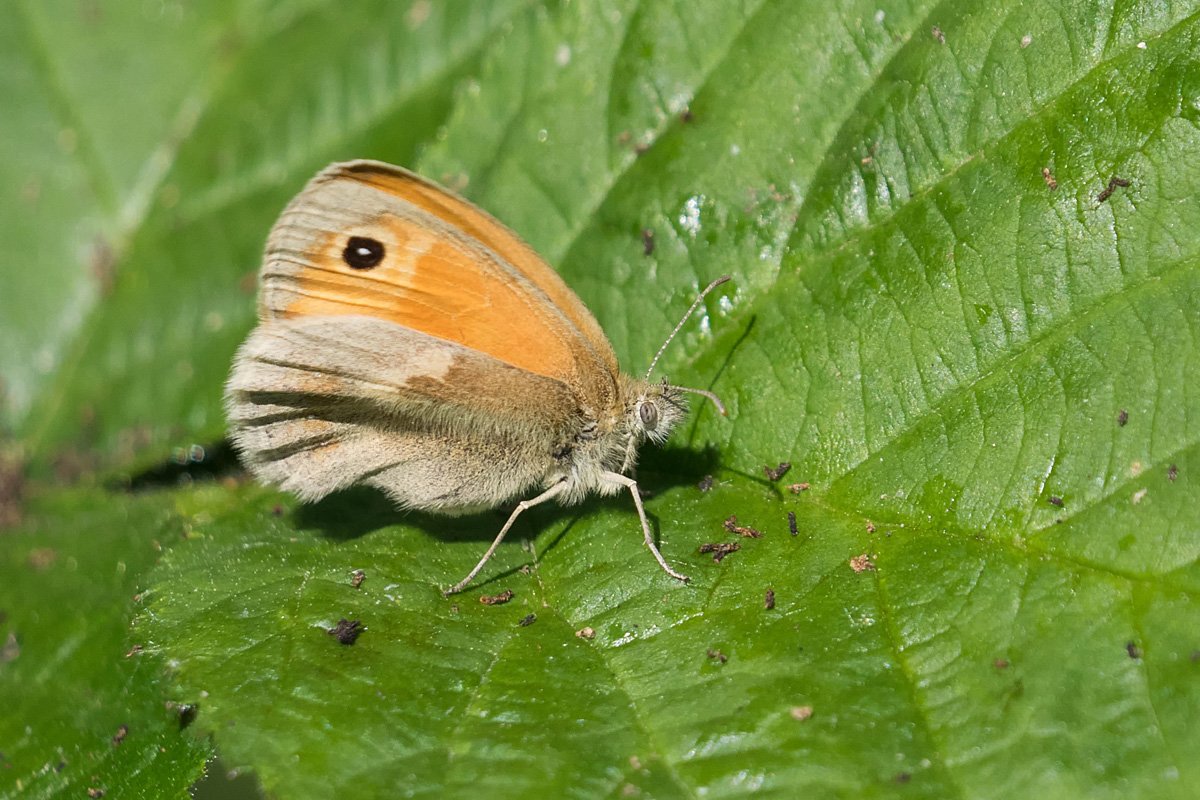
(225, 160), (728, 594)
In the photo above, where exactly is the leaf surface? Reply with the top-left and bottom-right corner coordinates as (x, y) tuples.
(6, 0), (1200, 798)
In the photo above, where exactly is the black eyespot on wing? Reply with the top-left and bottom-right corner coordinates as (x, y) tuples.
(343, 236), (385, 269)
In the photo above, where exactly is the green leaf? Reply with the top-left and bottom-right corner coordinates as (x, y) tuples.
(7, 0), (1200, 797)
(0, 489), (212, 799)
(17, 0), (535, 465)
(0, 0), (328, 432)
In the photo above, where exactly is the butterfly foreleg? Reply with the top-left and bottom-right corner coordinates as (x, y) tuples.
(443, 479), (568, 596)
(602, 471), (690, 584)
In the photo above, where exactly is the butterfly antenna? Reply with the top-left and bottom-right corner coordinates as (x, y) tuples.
(644, 276), (730, 380)
(674, 385), (726, 416)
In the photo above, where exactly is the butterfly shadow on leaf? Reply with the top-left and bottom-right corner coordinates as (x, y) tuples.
(291, 440), (721, 551)
(291, 486), (553, 545)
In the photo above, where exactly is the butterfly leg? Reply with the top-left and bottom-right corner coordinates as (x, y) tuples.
(602, 471), (690, 584)
(443, 480), (568, 596)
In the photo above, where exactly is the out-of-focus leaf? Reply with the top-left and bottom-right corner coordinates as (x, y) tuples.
(0, 489), (212, 799)
(18, 0), (534, 466)
(0, 0), (326, 432)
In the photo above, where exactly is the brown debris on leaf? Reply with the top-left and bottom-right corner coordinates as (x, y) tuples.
(350, 569), (366, 588)
(1, 632), (19, 664)
(1118, 409), (1128, 426)
(865, 520), (876, 533)
(788, 511), (798, 536)
(1126, 641), (1143, 660)
(931, 25), (945, 43)
(177, 704), (198, 729)
(1041, 167), (1057, 190)
(993, 658), (1010, 670)
(1047, 496), (1063, 508)
(0, 448), (24, 529)
(575, 627), (595, 640)
(723, 515), (761, 538)
(763, 462), (791, 481)
(518, 613), (537, 627)
(764, 589), (775, 610)
(706, 649), (727, 663)
(27, 547), (56, 571)
(641, 229), (655, 256)
(124, 644), (142, 658)
(699, 542), (740, 563)
(849, 554), (875, 573)
(327, 619), (363, 645)
(787, 483), (810, 493)
(1168, 464), (1178, 482)
(88, 790), (106, 799)
(111, 724), (128, 746)
(790, 705), (813, 721)
(697, 475), (714, 492)
(480, 590), (514, 606)
(1097, 176), (1130, 203)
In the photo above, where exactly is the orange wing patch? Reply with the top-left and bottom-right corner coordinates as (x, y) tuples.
(275, 213), (580, 384)
(334, 161), (620, 377)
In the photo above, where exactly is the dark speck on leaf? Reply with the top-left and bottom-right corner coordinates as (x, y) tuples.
(480, 590), (514, 606)
(177, 704), (198, 729)
(518, 613), (537, 627)
(723, 515), (761, 538)
(765, 589), (775, 610)
(699, 542), (740, 563)
(788, 511), (798, 536)
(350, 569), (365, 588)
(1168, 464), (1178, 482)
(895, 772), (912, 784)
(1118, 409), (1128, 426)
(697, 475), (714, 492)
(1048, 496), (1063, 508)
(706, 649), (727, 663)
(1126, 641), (1143, 660)
(764, 462), (791, 481)
(111, 724), (128, 746)
(931, 25), (945, 42)
(327, 619), (363, 645)
(641, 229), (655, 256)
(1097, 176), (1130, 203)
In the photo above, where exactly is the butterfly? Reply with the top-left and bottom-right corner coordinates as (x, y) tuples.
(225, 160), (728, 594)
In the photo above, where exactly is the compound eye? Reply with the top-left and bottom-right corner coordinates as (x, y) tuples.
(638, 401), (658, 429)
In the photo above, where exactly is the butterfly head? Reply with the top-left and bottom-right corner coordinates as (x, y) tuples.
(629, 378), (688, 446)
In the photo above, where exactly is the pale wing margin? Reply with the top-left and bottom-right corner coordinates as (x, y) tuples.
(258, 162), (619, 412)
(225, 315), (581, 512)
